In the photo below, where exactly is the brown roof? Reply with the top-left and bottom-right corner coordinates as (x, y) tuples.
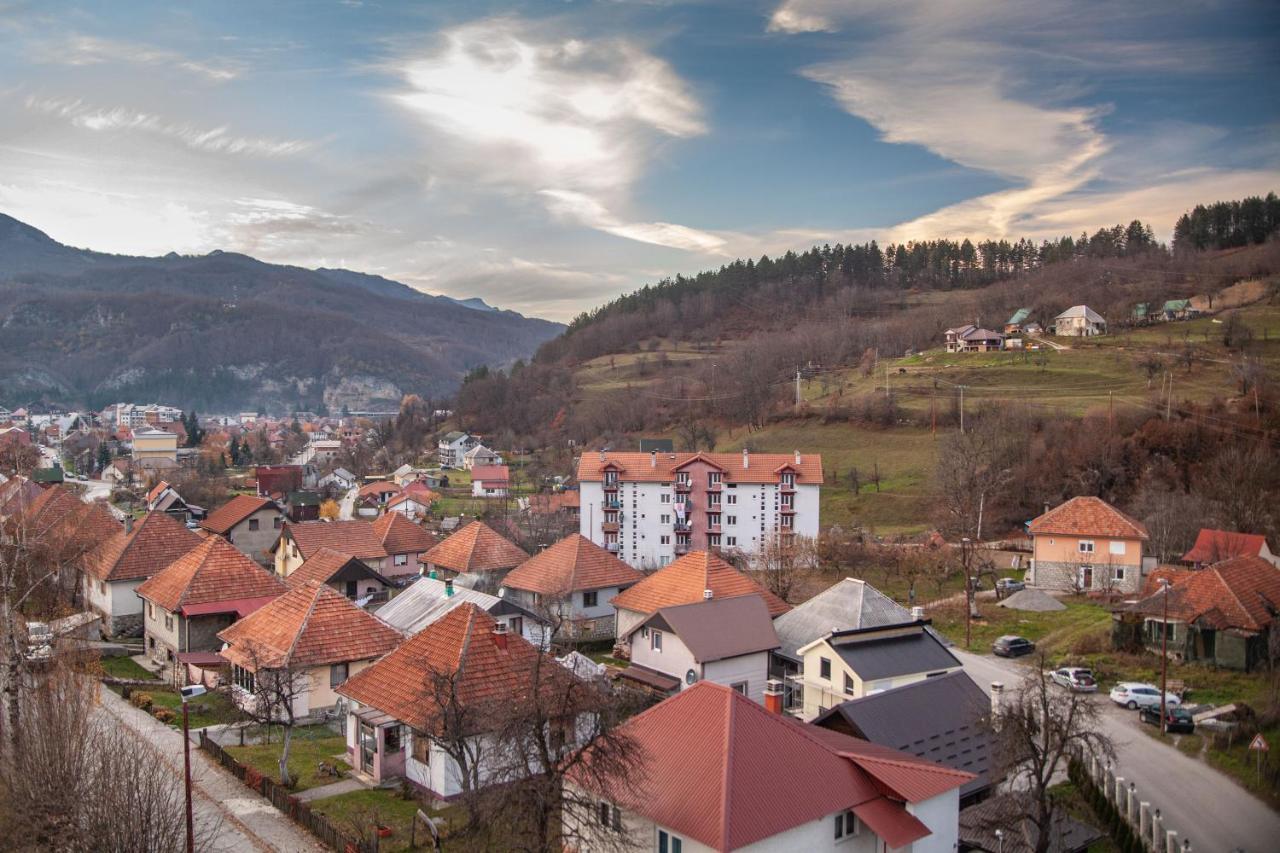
(281, 520), (390, 561)
(1182, 529), (1270, 564)
(285, 547), (383, 589)
(640, 595), (780, 661)
(357, 480), (400, 499)
(503, 534), (644, 596)
(526, 492), (580, 514)
(470, 464), (509, 483)
(423, 521), (527, 575)
(372, 511), (437, 555)
(137, 536), (285, 612)
(577, 450), (824, 485)
(1129, 555), (1280, 633)
(201, 494), (276, 535)
(83, 510), (202, 583)
(337, 603), (552, 733)
(610, 550), (791, 618)
(218, 581), (401, 670)
(1028, 496), (1149, 540)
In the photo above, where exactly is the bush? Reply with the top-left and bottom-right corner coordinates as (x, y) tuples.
(130, 692), (153, 711)
(153, 708), (176, 724)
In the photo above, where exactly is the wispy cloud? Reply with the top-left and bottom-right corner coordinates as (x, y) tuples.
(41, 35), (243, 81)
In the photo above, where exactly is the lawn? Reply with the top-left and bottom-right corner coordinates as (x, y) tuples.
(148, 689), (243, 729)
(927, 594), (1114, 655)
(309, 789), (472, 852)
(226, 727), (350, 792)
(99, 655), (158, 680)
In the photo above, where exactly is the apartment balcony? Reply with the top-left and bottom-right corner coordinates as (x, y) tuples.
(674, 544), (690, 555)
(706, 524), (722, 535)
(780, 483), (796, 494)
(605, 542), (620, 553)
(605, 498), (621, 509)
(673, 521), (692, 534)
(780, 505), (796, 514)
(674, 481), (692, 493)
(600, 521), (619, 533)
(603, 481), (619, 492)
(706, 482), (722, 493)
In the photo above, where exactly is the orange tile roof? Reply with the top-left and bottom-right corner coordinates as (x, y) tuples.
(388, 488), (439, 509)
(610, 550), (791, 618)
(48, 500), (121, 563)
(357, 480), (400, 499)
(218, 581), (402, 670)
(146, 480), (171, 505)
(281, 520), (390, 561)
(470, 465), (509, 483)
(577, 450), (824, 485)
(1028, 496), (1148, 540)
(137, 535), (285, 612)
(503, 534), (644, 596)
(372, 512), (438, 555)
(525, 492), (580, 514)
(1182, 529), (1270, 564)
(201, 494), (275, 535)
(285, 547), (380, 589)
(337, 603), (552, 733)
(83, 510), (202, 583)
(423, 521), (528, 575)
(1129, 554), (1280, 633)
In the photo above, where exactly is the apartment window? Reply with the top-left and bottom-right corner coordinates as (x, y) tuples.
(274, 517), (283, 529)
(709, 534), (721, 547)
(248, 518), (260, 531)
(660, 493), (671, 503)
(1078, 540), (1095, 553)
(730, 681), (748, 695)
(1109, 540), (1126, 555)
(583, 590), (598, 608)
(844, 673), (855, 695)
(708, 493), (721, 507)
(726, 536), (736, 546)
(819, 657), (832, 680)
(834, 810), (860, 840)
(651, 630), (663, 651)
(660, 514), (670, 524)
(676, 472), (690, 486)
(330, 662), (349, 688)
(726, 493), (737, 505)
(394, 553), (408, 567)
(726, 515), (736, 525)
(164, 613), (174, 631)
(708, 472), (721, 487)
(660, 535), (670, 545)
(657, 829), (683, 853)
(781, 473), (795, 487)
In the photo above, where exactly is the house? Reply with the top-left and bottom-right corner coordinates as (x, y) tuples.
(770, 578), (913, 714)
(501, 534), (645, 641)
(565, 681), (972, 853)
(146, 481), (201, 522)
(337, 603), (570, 792)
(794, 621), (963, 719)
(621, 594), (780, 702)
(944, 325), (1005, 353)
(462, 444), (503, 470)
(610, 549), (790, 643)
(285, 490), (321, 523)
(1132, 302), (1151, 325)
(577, 449), (823, 568)
(255, 465), (303, 498)
(1160, 299), (1200, 321)
(1003, 308), (1032, 334)
(200, 495), (284, 565)
(82, 511), (202, 637)
(959, 795), (1103, 853)
(356, 480), (400, 515)
(524, 490), (580, 517)
(219, 581), (402, 720)
(421, 520), (528, 593)
(813, 671), (997, 806)
(285, 547), (393, 603)
(1120, 555), (1280, 671)
(1027, 496), (1150, 594)
(1053, 305), (1106, 337)
(318, 467), (357, 491)
(271, 515), (437, 580)
(137, 536), (286, 681)
(385, 487), (438, 520)
(437, 431), (477, 468)
(103, 458), (132, 485)
(375, 574), (547, 646)
(0, 426), (31, 447)
(131, 426), (179, 464)
(1181, 528), (1279, 569)
(470, 464), (510, 497)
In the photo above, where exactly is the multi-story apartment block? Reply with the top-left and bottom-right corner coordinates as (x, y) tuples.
(577, 449), (822, 569)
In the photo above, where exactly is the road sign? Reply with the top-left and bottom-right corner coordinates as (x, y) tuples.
(1249, 733), (1269, 752)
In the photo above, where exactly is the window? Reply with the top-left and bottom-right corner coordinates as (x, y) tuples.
(148, 602), (154, 617)
(274, 517), (283, 529)
(583, 590), (598, 608)
(726, 536), (737, 546)
(164, 613), (174, 631)
(730, 681), (748, 695)
(726, 515), (736, 525)
(726, 493), (737, 505)
(598, 802), (622, 831)
(660, 494), (671, 504)
(651, 630), (663, 651)
(708, 493), (721, 507)
(394, 553), (408, 567)
(843, 673), (855, 695)
(657, 830), (683, 853)
(1078, 540), (1095, 553)
(660, 535), (670, 545)
(708, 472), (721, 487)
(834, 810), (860, 840)
(412, 732), (430, 765)
(384, 725), (402, 752)
(330, 662), (349, 688)
(1113, 566), (1127, 583)
(708, 534), (721, 547)
(248, 518), (260, 531)
(660, 514), (670, 524)
(232, 664), (256, 693)
(780, 473), (795, 487)
(819, 657), (832, 680)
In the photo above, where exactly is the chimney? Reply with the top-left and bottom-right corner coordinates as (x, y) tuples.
(764, 678), (784, 714)
(910, 606), (925, 622)
(493, 621), (509, 650)
(794, 449), (801, 465)
(599, 450), (606, 462)
(742, 448), (749, 469)
(427, 569), (437, 579)
(444, 578), (455, 598)
(703, 588), (713, 601)
(124, 515), (134, 534)
(650, 450), (657, 468)
(991, 682), (1004, 721)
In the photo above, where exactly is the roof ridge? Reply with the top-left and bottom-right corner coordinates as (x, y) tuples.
(173, 537), (216, 609)
(719, 687), (736, 849)
(283, 583), (325, 667)
(1212, 566), (1260, 629)
(456, 604), (476, 675)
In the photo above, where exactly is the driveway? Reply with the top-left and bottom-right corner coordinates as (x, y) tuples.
(956, 649), (1280, 852)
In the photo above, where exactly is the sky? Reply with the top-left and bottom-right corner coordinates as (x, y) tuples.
(2, 0), (1278, 321)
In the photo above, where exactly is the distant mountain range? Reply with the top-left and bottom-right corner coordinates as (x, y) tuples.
(0, 214), (562, 412)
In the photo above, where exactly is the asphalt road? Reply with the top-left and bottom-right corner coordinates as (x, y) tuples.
(956, 649), (1280, 852)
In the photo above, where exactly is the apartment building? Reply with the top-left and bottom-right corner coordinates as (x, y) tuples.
(576, 449), (822, 569)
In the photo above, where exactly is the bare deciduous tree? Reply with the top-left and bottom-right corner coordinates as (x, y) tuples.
(231, 642), (310, 786)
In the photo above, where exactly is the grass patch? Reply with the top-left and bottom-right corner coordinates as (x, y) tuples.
(226, 728), (350, 792)
(149, 689), (243, 730)
(99, 655), (158, 680)
(929, 595), (1113, 655)
(309, 789), (475, 852)
(1202, 724), (1280, 809)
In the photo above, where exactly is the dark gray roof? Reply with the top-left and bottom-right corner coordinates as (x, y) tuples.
(812, 671), (994, 797)
(772, 578), (912, 661)
(643, 595), (779, 663)
(960, 794), (1103, 853)
(831, 628), (960, 681)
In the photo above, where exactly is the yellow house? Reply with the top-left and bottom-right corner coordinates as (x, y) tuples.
(131, 426), (178, 463)
(1028, 496), (1149, 594)
(794, 622), (961, 720)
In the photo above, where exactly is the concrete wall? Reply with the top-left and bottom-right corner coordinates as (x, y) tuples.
(703, 651), (771, 704)
(223, 507), (284, 565)
(629, 624), (698, 685)
(84, 575), (145, 636)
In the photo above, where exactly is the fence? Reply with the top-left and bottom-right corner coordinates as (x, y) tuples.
(199, 730), (373, 852)
(1075, 750), (1189, 853)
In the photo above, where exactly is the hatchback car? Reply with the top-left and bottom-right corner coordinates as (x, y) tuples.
(992, 635), (1036, 657)
(1139, 705), (1195, 733)
(1050, 667), (1097, 692)
(996, 578), (1026, 594)
(1109, 682), (1180, 711)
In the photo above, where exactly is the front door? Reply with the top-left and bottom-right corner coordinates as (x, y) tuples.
(359, 722), (376, 772)
(1078, 565), (1093, 589)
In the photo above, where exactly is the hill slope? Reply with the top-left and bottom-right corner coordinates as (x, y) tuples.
(0, 214), (563, 412)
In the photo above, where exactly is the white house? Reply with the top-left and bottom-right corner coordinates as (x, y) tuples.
(318, 467), (357, 491)
(470, 465), (510, 497)
(463, 444), (503, 470)
(1054, 305), (1107, 337)
(437, 431), (477, 468)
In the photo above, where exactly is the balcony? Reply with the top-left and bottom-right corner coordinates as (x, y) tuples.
(780, 505), (796, 514)
(673, 521), (692, 534)
(674, 544), (690, 555)
(706, 481), (722, 493)
(674, 480), (691, 493)
(601, 521), (619, 533)
(604, 498), (621, 509)
(706, 524), (722, 535)
(605, 542), (620, 553)
(603, 481), (619, 492)
(780, 482), (796, 494)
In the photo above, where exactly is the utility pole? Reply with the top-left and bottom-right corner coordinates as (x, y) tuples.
(1108, 390), (1114, 434)
(1166, 372), (1173, 421)
(1159, 578), (1170, 735)
(959, 386), (966, 434)
(962, 537), (974, 649)
(795, 370), (802, 410)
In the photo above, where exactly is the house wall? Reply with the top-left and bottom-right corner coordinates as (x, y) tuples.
(84, 575), (145, 636)
(797, 639), (960, 719)
(616, 606), (648, 641)
(275, 534), (306, 577)
(224, 508), (284, 565)
(143, 601), (181, 666)
(703, 651), (771, 704)
(629, 625), (698, 686)
(1030, 533), (1143, 593)
(907, 788), (960, 853)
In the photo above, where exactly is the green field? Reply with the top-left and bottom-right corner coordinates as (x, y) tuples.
(99, 655), (158, 680)
(226, 727), (350, 792)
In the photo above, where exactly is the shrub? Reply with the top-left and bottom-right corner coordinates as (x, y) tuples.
(153, 708), (176, 724)
(130, 692), (153, 711)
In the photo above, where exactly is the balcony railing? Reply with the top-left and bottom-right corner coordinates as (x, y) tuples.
(603, 481), (619, 491)
(674, 544), (690, 555)
(780, 482), (796, 493)
(780, 505), (796, 514)
(706, 482), (722, 492)
(601, 521), (619, 533)
(706, 524), (721, 534)
(674, 481), (691, 493)
(673, 521), (692, 533)
(605, 542), (620, 553)
(605, 498), (621, 509)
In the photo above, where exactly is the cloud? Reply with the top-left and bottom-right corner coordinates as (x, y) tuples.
(538, 189), (726, 253)
(39, 35), (243, 81)
(24, 95), (313, 157)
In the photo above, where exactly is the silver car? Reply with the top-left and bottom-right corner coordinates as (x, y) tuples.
(1110, 682), (1179, 710)
(1050, 667), (1097, 692)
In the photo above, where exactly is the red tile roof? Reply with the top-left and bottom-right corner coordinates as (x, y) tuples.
(1028, 496), (1148, 540)
(526, 492), (580, 514)
(281, 520), (389, 562)
(610, 550), (791, 618)
(387, 489), (439, 510)
(570, 682), (970, 850)
(337, 603), (551, 733)
(201, 494), (276, 535)
(83, 510), (202, 583)
(358, 480), (400, 500)
(423, 521), (528, 575)
(577, 450), (824, 485)
(371, 511), (438, 555)
(218, 581), (402, 670)
(1129, 555), (1280, 633)
(137, 536), (285, 613)
(146, 481), (171, 505)
(470, 465), (509, 484)
(285, 547), (380, 589)
(1182, 529), (1270, 564)
(503, 534), (644, 596)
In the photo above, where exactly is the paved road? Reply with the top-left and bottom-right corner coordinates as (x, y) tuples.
(956, 650), (1280, 852)
(338, 486), (358, 520)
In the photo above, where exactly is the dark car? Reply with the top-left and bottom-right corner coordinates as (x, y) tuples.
(1139, 705), (1195, 734)
(992, 635), (1036, 657)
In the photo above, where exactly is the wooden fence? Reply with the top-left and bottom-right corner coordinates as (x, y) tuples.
(199, 730), (373, 852)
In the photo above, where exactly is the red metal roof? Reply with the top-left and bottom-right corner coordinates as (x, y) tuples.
(852, 797), (930, 848)
(1182, 529), (1270, 564)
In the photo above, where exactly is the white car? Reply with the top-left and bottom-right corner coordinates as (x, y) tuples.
(1110, 682), (1179, 711)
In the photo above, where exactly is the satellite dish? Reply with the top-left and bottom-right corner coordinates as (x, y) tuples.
(685, 669), (698, 685)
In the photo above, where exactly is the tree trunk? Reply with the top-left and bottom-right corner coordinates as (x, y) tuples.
(279, 725), (293, 786)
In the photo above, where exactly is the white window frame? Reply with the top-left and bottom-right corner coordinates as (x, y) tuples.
(1078, 540), (1095, 553)
(651, 630), (662, 651)
(1109, 540), (1126, 555)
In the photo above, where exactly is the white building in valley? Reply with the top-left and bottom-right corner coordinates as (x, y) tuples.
(576, 449), (822, 570)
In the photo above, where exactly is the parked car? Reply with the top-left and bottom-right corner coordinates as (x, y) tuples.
(1139, 705), (1195, 733)
(996, 578), (1026, 594)
(1050, 667), (1097, 692)
(993, 635), (1036, 657)
(1109, 682), (1180, 711)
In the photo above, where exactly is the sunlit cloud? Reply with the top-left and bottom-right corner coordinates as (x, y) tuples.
(36, 35), (243, 81)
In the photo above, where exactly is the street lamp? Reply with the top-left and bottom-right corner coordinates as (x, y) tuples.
(994, 828), (1004, 853)
(180, 684), (207, 853)
(1158, 577), (1171, 735)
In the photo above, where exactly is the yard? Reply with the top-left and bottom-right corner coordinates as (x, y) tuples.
(928, 593), (1114, 655)
(225, 725), (350, 792)
(308, 788), (497, 852)
(146, 688), (242, 730)
(99, 654), (158, 680)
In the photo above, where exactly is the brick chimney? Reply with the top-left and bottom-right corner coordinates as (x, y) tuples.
(650, 450), (657, 468)
(493, 621), (509, 650)
(764, 678), (784, 714)
(742, 448), (749, 469)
